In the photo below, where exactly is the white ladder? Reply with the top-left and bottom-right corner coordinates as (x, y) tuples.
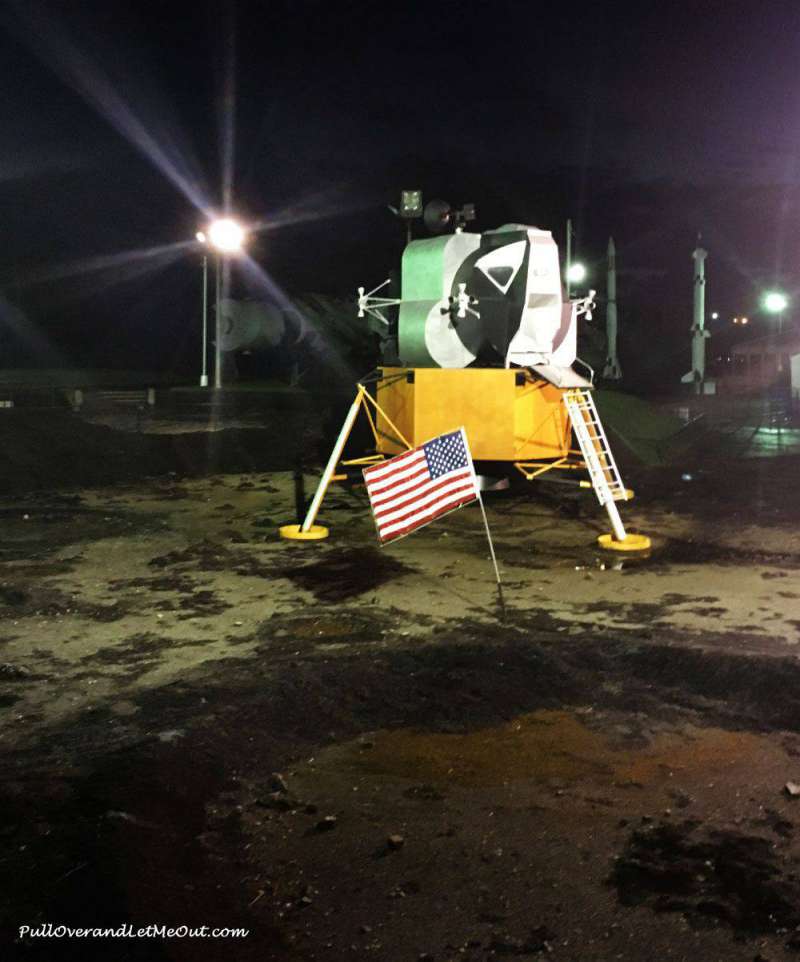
(563, 388), (629, 542)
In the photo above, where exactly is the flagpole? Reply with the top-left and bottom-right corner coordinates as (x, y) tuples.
(460, 429), (505, 616)
(476, 492), (502, 587)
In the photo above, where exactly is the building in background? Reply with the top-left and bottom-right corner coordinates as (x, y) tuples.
(713, 332), (800, 395)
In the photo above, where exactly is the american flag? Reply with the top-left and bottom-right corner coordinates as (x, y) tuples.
(363, 428), (479, 544)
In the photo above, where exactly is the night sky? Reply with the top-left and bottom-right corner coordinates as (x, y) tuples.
(2, 0), (800, 378)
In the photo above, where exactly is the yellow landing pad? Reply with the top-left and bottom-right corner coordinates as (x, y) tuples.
(279, 524), (329, 541)
(597, 532), (652, 552)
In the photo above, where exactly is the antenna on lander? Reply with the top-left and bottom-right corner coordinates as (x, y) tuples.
(389, 190), (476, 244)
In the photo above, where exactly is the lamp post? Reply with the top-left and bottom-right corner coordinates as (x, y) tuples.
(565, 217), (589, 300)
(215, 255), (223, 389)
(763, 290), (789, 335)
(196, 218), (246, 389)
(566, 262), (587, 288)
(565, 218), (573, 297)
(195, 232), (209, 387)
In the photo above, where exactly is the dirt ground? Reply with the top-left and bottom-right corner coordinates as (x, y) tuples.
(4, 408), (800, 961)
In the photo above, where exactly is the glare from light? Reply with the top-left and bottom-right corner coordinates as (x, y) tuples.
(7, 1), (212, 213)
(763, 291), (788, 313)
(207, 218), (245, 253)
(567, 262), (587, 284)
(195, 231), (206, 243)
(250, 189), (375, 233)
(711, 311), (719, 320)
(22, 240), (193, 286)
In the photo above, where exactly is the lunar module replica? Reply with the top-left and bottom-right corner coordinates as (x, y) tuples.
(281, 201), (649, 551)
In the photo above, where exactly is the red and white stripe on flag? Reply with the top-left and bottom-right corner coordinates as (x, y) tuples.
(362, 428), (479, 544)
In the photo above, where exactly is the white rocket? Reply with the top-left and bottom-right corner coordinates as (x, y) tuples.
(681, 242), (710, 393)
(603, 236), (622, 379)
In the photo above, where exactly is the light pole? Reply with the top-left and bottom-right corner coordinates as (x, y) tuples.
(195, 232), (209, 387)
(196, 218), (246, 389)
(215, 255), (223, 389)
(565, 218), (573, 297)
(763, 290), (789, 335)
(566, 261), (587, 288)
(565, 218), (588, 299)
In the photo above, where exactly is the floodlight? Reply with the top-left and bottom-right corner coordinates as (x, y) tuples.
(567, 262), (587, 284)
(763, 291), (788, 313)
(400, 190), (423, 219)
(207, 218), (245, 253)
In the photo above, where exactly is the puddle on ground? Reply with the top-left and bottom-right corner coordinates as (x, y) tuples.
(649, 538), (800, 569)
(283, 547), (416, 603)
(566, 536), (800, 575)
(613, 819), (800, 934)
(315, 710), (784, 789)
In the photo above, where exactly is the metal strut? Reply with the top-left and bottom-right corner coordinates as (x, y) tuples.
(279, 383), (412, 541)
(357, 280), (402, 327)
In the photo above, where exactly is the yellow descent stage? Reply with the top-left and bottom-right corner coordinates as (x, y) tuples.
(374, 367), (571, 462)
(279, 369), (651, 552)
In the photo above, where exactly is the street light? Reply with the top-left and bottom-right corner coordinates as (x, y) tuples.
(763, 291), (788, 312)
(567, 262), (587, 285)
(564, 218), (585, 298)
(195, 232), (209, 386)
(208, 217), (245, 254)
(763, 290), (789, 336)
(566, 260), (587, 300)
(196, 218), (247, 389)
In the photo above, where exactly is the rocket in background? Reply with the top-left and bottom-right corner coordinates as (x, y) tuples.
(603, 236), (622, 380)
(681, 241), (710, 393)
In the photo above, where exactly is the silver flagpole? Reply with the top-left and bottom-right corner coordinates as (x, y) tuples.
(477, 493), (502, 588)
(460, 428), (505, 615)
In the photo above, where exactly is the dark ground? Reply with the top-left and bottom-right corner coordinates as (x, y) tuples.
(3, 397), (800, 962)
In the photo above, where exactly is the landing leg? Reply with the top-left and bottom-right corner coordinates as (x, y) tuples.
(279, 389), (365, 541)
(597, 500), (651, 551)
